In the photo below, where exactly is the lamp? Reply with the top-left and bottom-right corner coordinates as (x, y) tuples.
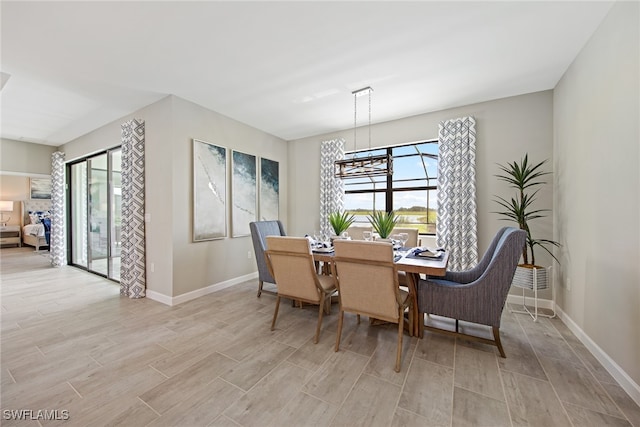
(335, 86), (392, 179)
(0, 201), (14, 227)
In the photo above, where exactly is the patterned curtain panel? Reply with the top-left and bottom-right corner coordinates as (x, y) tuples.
(436, 116), (478, 271)
(50, 151), (66, 267)
(120, 119), (146, 298)
(319, 138), (345, 237)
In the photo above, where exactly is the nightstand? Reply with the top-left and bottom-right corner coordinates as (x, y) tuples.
(0, 225), (21, 248)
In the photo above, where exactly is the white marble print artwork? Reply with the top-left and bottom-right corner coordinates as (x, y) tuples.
(232, 150), (257, 237)
(260, 157), (279, 221)
(193, 140), (226, 241)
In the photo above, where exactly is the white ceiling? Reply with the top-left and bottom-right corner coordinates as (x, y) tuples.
(1, 1), (614, 147)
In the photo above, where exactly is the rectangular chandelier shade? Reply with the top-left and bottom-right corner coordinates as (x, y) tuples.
(334, 154), (392, 179)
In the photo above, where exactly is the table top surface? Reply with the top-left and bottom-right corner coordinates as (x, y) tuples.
(313, 248), (449, 277)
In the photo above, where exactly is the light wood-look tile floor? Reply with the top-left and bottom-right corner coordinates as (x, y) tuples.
(1, 247), (639, 426)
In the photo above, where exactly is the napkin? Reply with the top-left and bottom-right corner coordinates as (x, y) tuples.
(412, 247), (445, 258)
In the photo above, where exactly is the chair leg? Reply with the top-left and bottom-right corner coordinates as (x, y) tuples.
(335, 311), (344, 351)
(408, 302), (414, 337)
(356, 314), (361, 324)
(271, 296), (281, 331)
(455, 319), (459, 333)
(315, 299), (325, 344)
(493, 326), (506, 358)
(257, 280), (264, 298)
(395, 307), (404, 372)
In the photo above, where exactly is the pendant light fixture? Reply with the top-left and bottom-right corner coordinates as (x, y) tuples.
(334, 86), (392, 179)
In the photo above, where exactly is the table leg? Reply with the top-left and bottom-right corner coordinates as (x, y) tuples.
(407, 272), (421, 337)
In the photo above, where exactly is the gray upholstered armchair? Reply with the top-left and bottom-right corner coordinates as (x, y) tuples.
(250, 220), (287, 297)
(416, 227), (526, 357)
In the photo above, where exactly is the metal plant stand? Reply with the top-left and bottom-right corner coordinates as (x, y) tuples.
(510, 265), (556, 321)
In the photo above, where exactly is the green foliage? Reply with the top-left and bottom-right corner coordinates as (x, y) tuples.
(328, 211), (356, 236)
(367, 211), (399, 239)
(494, 154), (560, 266)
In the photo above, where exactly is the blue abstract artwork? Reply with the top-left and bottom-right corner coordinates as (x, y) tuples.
(232, 150), (257, 237)
(259, 157), (279, 221)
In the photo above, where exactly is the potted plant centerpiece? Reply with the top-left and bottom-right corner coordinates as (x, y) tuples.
(328, 211), (356, 240)
(368, 210), (398, 241)
(494, 154), (560, 290)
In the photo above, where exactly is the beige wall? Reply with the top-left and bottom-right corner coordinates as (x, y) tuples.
(288, 91), (555, 300)
(0, 138), (56, 175)
(0, 139), (56, 226)
(554, 1), (639, 386)
(61, 95), (288, 299)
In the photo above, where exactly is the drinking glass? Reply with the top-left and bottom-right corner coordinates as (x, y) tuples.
(363, 231), (372, 241)
(399, 233), (409, 249)
(391, 234), (402, 250)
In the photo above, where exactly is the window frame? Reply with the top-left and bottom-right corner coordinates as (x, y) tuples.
(343, 139), (438, 235)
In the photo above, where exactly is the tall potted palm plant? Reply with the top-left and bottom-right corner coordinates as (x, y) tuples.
(494, 154), (559, 290)
(368, 210), (398, 240)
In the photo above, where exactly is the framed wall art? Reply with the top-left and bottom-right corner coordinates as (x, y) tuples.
(231, 150), (257, 237)
(259, 157), (279, 221)
(30, 177), (52, 199)
(193, 139), (227, 241)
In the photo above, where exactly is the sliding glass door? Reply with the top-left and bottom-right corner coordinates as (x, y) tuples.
(68, 148), (121, 280)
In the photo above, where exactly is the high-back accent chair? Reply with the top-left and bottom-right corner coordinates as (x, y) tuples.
(250, 220), (287, 297)
(390, 227), (420, 247)
(332, 240), (413, 372)
(265, 236), (337, 344)
(416, 227), (526, 357)
(346, 225), (373, 240)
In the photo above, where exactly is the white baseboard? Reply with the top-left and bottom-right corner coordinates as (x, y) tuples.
(556, 306), (640, 407)
(506, 293), (555, 310)
(146, 272), (258, 306)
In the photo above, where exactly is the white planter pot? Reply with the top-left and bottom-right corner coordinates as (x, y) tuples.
(512, 264), (548, 290)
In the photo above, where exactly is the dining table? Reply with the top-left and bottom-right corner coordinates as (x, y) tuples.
(312, 247), (449, 337)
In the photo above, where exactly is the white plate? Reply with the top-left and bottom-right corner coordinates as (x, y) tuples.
(416, 250), (444, 259)
(313, 247), (334, 253)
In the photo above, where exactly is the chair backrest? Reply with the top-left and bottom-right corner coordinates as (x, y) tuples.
(333, 240), (400, 322)
(346, 225), (373, 241)
(265, 236), (322, 303)
(391, 227), (420, 247)
(480, 227), (527, 313)
(250, 221), (286, 284)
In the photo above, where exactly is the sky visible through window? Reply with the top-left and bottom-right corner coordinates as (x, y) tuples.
(343, 141), (438, 233)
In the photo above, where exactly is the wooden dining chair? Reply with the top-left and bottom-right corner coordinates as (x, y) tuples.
(265, 236), (337, 344)
(332, 240), (413, 372)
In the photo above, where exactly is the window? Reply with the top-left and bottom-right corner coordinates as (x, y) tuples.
(343, 140), (438, 234)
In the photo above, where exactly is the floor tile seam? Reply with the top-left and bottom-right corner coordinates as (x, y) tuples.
(597, 379), (640, 422)
(390, 342), (418, 423)
(147, 364), (170, 379)
(412, 350), (455, 369)
(498, 363), (555, 384)
(495, 352), (516, 427)
(560, 398), (633, 422)
(236, 358), (309, 396)
(519, 316), (578, 427)
(283, 352), (327, 375)
(217, 375), (251, 397)
(297, 389), (339, 410)
(534, 346), (623, 415)
(5, 367), (16, 384)
(66, 380), (82, 398)
(324, 355), (373, 426)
